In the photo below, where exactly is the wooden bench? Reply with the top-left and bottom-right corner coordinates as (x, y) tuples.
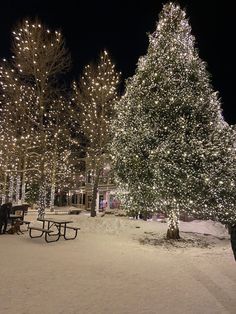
(29, 226), (53, 233)
(29, 226), (53, 236)
(68, 209), (82, 215)
(28, 226), (58, 243)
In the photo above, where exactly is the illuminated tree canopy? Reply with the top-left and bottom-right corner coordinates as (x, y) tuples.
(73, 50), (120, 216)
(0, 19), (72, 215)
(112, 2), (236, 238)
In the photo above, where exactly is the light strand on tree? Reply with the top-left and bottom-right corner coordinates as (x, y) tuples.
(15, 175), (21, 204)
(8, 175), (14, 202)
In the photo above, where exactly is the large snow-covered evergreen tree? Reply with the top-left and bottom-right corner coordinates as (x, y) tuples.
(112, 2), (236, 238)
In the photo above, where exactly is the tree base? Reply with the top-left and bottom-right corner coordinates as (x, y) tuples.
(166, 227), (180, 239)
(90, 210), (96, 217)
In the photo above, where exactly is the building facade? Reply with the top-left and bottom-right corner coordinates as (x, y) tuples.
(69, 166), (120, 212)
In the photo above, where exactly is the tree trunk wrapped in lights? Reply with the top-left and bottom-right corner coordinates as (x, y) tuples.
(90, 168), (101, 217)
(20, 156), (27, 204)
(21, 182), (26, 204)
(49, 181), (56, 212)
(38, 181), (47, 218)
(166, 204), (180, 240)
(1, 173), (7, 205)
(8, 175), (14, 202)
(112, 2), (236, 239)
(15, 175), (21, 204)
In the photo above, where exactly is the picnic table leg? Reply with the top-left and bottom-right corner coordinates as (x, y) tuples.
(64, 227), (78, 240)
(46, 221), (60, 236)
(45, 232), (60, 243)
(29, 229), (44, 238)
(44, 223), (61, 242)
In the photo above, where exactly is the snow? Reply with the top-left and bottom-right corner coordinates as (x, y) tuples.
(0, 209), (235, 314)
(179, 219), (229, 238)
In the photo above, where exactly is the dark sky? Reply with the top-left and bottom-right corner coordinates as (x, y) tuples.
(0, 0), (235, 124)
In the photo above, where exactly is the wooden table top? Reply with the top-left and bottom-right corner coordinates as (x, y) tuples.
(37, 218), (73, 224)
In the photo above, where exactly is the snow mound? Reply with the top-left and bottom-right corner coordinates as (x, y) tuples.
(140, 232), (211, 249)
(28, 210), (230, 240)
(179, 219), (229, 238)
(75, 213), (145, 235)
(70, 213), (229, 239)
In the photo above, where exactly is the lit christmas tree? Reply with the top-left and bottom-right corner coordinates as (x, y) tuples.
(112, 2), (236, 238)
(73, 50), (120, 217)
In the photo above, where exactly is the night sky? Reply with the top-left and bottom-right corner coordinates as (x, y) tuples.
(0, 0), (235, 124)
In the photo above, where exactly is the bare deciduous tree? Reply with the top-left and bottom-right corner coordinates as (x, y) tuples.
(0, 18), (71, 215)
(73, 50), (120, 217)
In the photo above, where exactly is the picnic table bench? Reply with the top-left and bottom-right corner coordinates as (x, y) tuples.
(29, 226), (54, 242)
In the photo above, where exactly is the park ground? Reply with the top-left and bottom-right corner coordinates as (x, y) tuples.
(0, 210), (236, 314)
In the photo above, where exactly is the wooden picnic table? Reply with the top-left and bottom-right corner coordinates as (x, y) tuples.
(28, 217), (80, 243)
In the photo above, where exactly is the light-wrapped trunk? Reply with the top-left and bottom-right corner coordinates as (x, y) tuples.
(15, 175), (21, 204)
(21, 156), (26, 204)
(38, 180), (47, 218)
(50, 182), (55, 212)
(166, 204), (180, 239)
(1, 173), (7, 204)
(90, 167), (101, 217)
(8, 175), (14, 202)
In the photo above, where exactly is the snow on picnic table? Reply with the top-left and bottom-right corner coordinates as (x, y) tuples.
(0, 210), (235, 314)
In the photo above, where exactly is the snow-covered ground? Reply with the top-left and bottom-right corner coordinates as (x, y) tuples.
(0, 208), (235, 314)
